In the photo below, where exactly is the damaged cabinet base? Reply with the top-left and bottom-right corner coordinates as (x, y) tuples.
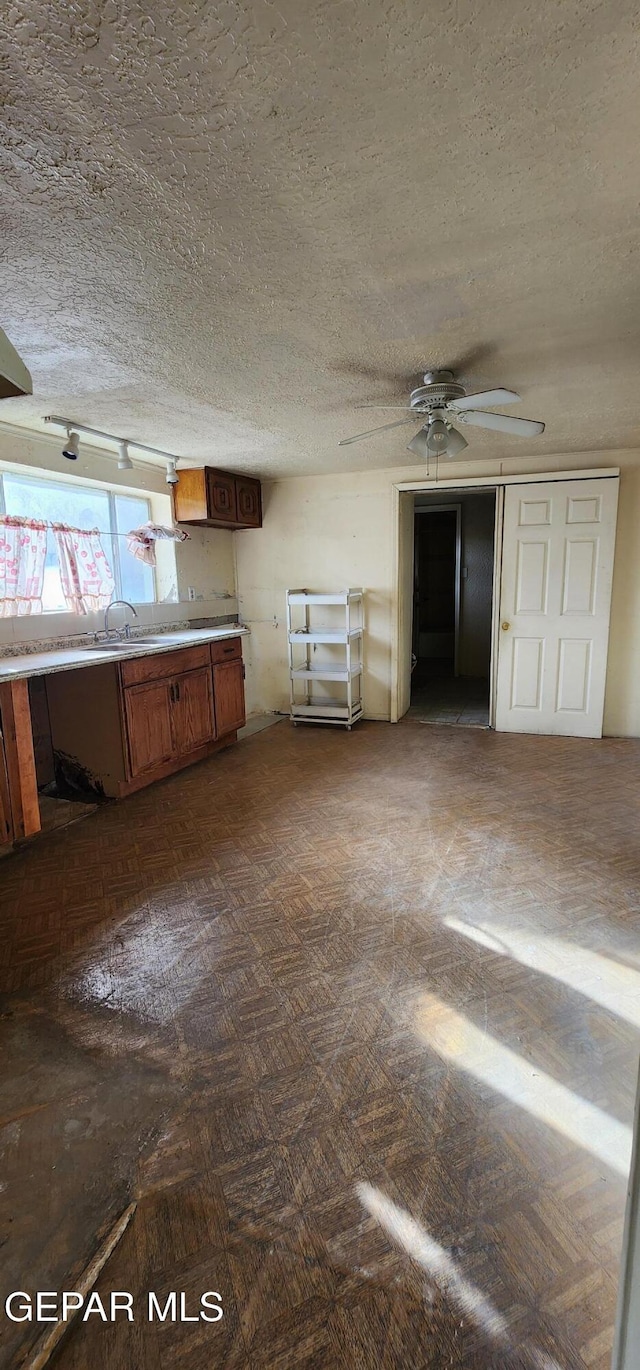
(0, 680), (41, 847)
(45, 638), (246, 799)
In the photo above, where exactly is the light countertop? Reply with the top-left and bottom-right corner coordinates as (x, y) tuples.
(0, 625), (249, 684)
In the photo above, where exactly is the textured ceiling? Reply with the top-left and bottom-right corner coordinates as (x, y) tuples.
(1, 0), (640, 476)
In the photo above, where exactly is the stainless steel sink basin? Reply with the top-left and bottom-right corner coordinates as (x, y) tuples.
(83, 637), (167, 652)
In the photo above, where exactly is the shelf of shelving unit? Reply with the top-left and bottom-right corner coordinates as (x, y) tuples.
(287, 589), (364, 728)
(288, 628), (363, 644)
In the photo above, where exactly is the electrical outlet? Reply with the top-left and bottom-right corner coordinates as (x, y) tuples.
(187, 586), (196, 601)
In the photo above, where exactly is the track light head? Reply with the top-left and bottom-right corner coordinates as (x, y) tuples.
(117, 441), (133, 470)
(62, 429), (80, 461)
(165, 458), (179, 486)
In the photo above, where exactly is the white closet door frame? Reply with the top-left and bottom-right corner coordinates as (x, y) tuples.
(391, 467), (620, 727)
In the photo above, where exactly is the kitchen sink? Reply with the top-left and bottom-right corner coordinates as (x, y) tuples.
(83, 637), (168, 651)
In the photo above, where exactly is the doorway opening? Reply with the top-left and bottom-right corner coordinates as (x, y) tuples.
(409, 489), (496, 726)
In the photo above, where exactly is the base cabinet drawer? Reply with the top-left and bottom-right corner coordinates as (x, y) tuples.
(211, 636), (242, 664)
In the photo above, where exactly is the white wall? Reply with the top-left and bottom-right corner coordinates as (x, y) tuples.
(235, 449), (640, 737)
(0, 424), (237, 648)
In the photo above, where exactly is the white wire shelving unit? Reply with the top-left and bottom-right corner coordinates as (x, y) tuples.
(287, 588), (364, 729)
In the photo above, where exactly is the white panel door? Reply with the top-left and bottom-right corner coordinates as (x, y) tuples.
(495, 477), (619, 737)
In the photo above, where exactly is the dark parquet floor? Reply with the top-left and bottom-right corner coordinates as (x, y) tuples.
(1, 719), (639, 1369)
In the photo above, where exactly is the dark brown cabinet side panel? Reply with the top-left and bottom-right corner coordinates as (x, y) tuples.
(171, 668), (216, 754)
(124, 680), (174, 777)
(213, 660), (246, 736)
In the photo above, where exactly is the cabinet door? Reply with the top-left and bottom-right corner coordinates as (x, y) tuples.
(213, 660), (246, 735)
(235, 477), (262, 528)
(171, 668), (216, 755)
(124, 680), (174, 776)
(206, 470), (238, 524)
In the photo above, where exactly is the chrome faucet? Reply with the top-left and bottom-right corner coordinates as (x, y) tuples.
(104, 600), (138, 641)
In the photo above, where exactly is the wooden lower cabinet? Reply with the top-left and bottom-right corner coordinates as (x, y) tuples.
(124, 667), (216, 780)
(124, 679), (175, 777)
(213, 659), (246, 735)
(171, 667), (215, 755)
(45, 637), (245, 802)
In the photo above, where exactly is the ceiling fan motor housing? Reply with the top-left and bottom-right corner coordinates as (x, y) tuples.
(410, 370), (466, 413)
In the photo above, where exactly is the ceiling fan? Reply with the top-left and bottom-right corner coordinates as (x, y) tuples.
(338, 369), (545, 458)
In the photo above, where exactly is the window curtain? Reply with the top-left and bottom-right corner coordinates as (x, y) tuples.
(51, 524), (115, 614)
(0, 514), (48, 617)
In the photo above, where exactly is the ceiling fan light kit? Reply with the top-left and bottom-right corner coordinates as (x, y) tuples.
(339, 367), (545, 460)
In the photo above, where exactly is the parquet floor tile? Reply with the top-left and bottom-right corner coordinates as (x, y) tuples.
(1, 719), (639, 1367)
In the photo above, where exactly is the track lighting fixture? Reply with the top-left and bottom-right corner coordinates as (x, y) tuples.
(44, 416), (182, 482)
(62, 428), (80, 460)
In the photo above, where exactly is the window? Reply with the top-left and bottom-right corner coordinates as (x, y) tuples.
(0, 470), (156, 611)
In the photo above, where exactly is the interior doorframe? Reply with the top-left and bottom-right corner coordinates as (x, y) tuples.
(391, 466), (620, 725)
(414, 503), (462, 677)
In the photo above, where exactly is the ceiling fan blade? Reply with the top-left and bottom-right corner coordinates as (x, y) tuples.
(459, 410), (545, 437)
(451, 388), (521, 412)
(338, 416), (417, 447)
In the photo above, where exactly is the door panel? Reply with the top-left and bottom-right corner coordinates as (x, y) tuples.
(236, 477), (262, 527)
(172, 668), (215, 754)
(213, 660), (246, 735)
(495, 477), (618, 736)
(124, 680), (174, 775)
(206, 470), (237, 524)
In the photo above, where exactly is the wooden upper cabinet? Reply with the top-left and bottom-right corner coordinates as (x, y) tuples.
(173, 466), (262, 529)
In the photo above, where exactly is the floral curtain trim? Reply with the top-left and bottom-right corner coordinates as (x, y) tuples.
(51, 523), (115, 614)
(0, 514), (48, 617)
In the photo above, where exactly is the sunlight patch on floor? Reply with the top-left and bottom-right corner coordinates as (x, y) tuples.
(414, 993), (632, 1176)
(357, 1181), (507, 1339)
(445, 915), (640, 1029)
